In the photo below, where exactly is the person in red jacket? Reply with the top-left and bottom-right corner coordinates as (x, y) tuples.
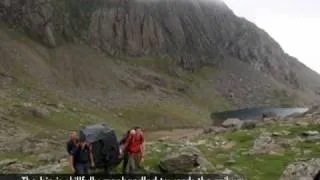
(123, 127), (145, 174)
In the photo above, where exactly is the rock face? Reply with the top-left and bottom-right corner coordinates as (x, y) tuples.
(0, 0), (319, 110)
(1, 0), (320, 96)
(0, 0), (56, 47)
(280, 158), (320, 180)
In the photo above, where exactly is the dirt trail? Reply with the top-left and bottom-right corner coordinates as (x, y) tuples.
(145, 128), (203, 142)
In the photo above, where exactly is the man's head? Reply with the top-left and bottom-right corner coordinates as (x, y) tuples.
(70, 131), (77, 140)
(130, 129), (136, 135)
(134, 126), (143, 134)
(79, 138), (85, 144)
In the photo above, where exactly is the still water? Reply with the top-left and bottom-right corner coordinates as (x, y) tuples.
(211, 107), (309, 124)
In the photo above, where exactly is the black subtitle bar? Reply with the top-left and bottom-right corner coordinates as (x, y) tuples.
(0, 174), (246, 180)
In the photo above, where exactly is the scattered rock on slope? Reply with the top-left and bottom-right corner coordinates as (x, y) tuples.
(203, 126), (228, 134)
(24, 159), (68, 174)
(26, 107), (50, 119)
(0, 159), (17, 168)
(302, 130), (320, 137)
(249, 133), (284, 155)
(280, 158), (320, 180)
(0, 159), (34, 173)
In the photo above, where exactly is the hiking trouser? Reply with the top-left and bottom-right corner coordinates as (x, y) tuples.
(104, 162), (111, 174)
(125, 152), (142, 174)
(122, 152), (129, 174)
(75, 163), (89, 174)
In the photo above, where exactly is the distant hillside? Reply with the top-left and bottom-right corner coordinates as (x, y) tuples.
(2, 0), (320, 176)
(0, 0), (319, 123)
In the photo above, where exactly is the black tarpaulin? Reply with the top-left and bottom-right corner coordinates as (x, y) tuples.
(78, 123), (120, 169)
(79, 124), (113, 143)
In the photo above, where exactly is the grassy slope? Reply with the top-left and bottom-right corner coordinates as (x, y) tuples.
(199, 124), (320, 180)
(0, 23), (232, 169)
(1, 22), (314, 177)
(141, 122), (320, 180)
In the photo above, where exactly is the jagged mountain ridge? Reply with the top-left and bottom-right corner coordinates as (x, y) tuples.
(0, 0), (320, 108)
(2, 0), (320, 176)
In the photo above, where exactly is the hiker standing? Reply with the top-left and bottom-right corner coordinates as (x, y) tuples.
(119, 129), (133, 174)
(123, 127), (145, 174)
(70, 138), (95, 174)
(66, 131), (78, 173)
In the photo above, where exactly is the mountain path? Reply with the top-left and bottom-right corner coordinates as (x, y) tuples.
(145, 128), (204, 142)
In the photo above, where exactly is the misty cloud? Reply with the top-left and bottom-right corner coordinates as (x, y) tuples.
(223, 0), (320, 73)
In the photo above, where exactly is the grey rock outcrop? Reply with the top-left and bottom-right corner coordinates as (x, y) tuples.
(0, 0), (56, 47)
(26, 107), (50, 119)
(280, 158), (320, 180)
(159, 146), (213, 173)
(222, 118), (243, 130)
(249, 133), (284, 155)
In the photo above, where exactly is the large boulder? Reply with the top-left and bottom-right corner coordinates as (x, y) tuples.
(249, 133), (284, 155)
(159, 146), (213, 173)
(221, 118), (243, 130)
(241, 120), (258, 130)
(0, 159), (17, 168)
(280, 158), (320, 180)
(303, 105), (320, 116)
(203, 126), (229, 134)
(21, 106), (50, 119)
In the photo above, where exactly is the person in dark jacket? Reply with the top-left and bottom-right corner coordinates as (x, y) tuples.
(66, 131), (78, 173)
(70, 138), (95, 174)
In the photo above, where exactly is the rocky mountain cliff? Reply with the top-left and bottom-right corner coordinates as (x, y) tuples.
(2, 0), (320, 176)
(0, 0), (320, 112)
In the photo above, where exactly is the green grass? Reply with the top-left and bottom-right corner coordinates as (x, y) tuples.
(144, 142), (180, 170)
(0, 152), (35, 162)
(224, 131), (258, 149)
(270, 89), (299, 107)
(196, 133), (293, 180)
(110, 102), (210, 130)
(0, 23), (29, 42)
(230, 152), (295, 180)
(181, 67), (233, 112)
(122, 56), (174, 76)
(193, 122), (320, 180)
(259, 122), (320, 138)
(189, 90), (232, 113)
(122, 57), (233, 113)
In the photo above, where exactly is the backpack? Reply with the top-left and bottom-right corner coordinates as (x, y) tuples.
(126, 133), (144, 153)
(119, 130), (131, 145)
(74, 144), (90, 163)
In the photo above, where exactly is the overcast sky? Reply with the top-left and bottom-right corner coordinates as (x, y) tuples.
(222, 0), (320, 73)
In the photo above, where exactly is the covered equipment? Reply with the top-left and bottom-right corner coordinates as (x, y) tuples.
(79, 124), (120, 170)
